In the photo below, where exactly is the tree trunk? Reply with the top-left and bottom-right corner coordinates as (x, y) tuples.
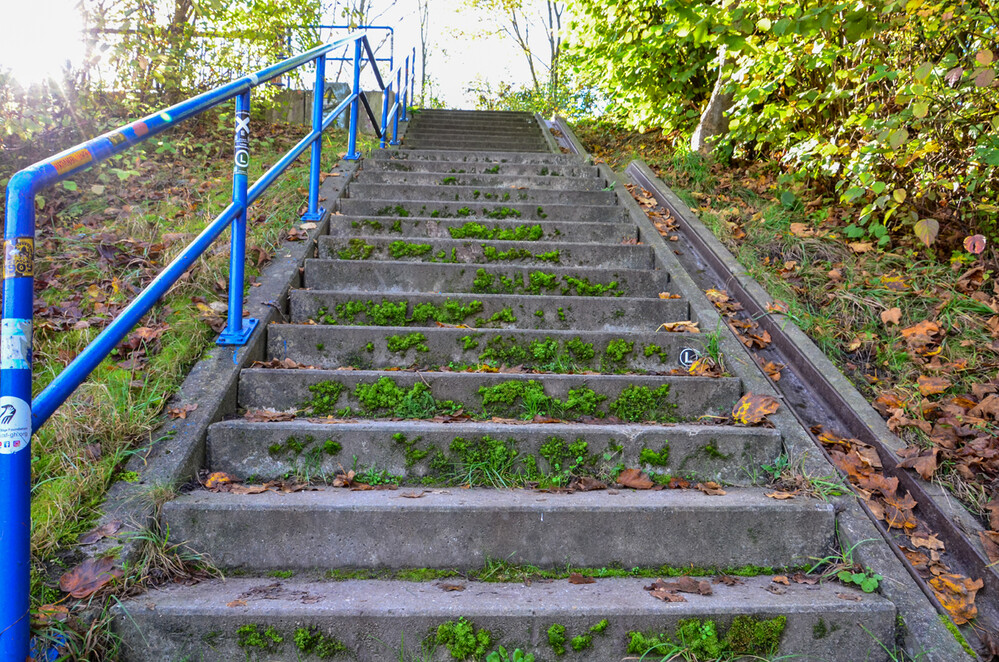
(690, 47), (734, 155)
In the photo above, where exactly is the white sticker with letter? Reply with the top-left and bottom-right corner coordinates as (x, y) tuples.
(0, 396), (31, 454)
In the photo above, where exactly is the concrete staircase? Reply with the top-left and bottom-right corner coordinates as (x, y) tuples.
(114, 110), (897, 661)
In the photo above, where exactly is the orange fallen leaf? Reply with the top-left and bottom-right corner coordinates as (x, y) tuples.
(765, 491), (796, 500)
(696, 481), (727, 496)
(617, 468), (654, 490)
(880, 308), (902, 326)
(732, 392), (780, 425)
(568, 573), (596, 585)
(917, 375), (951, 396)
(929, 573), (983, 625)
(59, 557), (123, 598)
(772, 575), (790, 585)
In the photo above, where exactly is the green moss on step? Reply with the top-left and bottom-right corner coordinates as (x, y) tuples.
(436, 618), (492, 660)
(337, 238), (374, 260)
(306, 382), (345, 416)
(294, 627), (347, 658)
(605, 339), (634, 362)
(388, 241), (432, 259)
(548, 623), (567, 656)
(608, 384), (677, 422)
(448, 222), (544, 241)
(639, 444), (671, 467)
(236, 624), (283, 652)
(375, 205), (409, 217)
(386, 332), (429, 354)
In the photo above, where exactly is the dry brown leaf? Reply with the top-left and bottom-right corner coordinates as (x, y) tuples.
(78, 520), (124, 545)
(657, 321), (700, 333)
(167, 403), (198, 419)
(772, 575), (790, 585)
(568, 573), (596, 585)
(732, 392), (780, 425)
(696, 481), (727, 496)
(836, 592), (863, 601)
(978, 531), (999, 564)
(880, 308), (902, 326)
(202, 471), (238, 491)
(59, 557), (123, 598)
(227, 599), (248, 607)
(765, 491), (796, 500)
(617, 468), (654, 490)
(244, 409), (296, 422)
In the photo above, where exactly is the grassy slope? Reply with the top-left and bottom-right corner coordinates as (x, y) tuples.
(10, 113), (376, 610)
(574, 120), (999, 519)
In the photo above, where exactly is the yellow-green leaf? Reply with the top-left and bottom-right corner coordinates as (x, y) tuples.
(893, 189), (907, 203)
(912, 102), (929, 118)
(914, 218), (939, 247)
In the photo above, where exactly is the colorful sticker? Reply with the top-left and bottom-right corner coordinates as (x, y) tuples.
(678, 347), (701, 368)
(131, 121), (149, 138)
(234, 110), (250, 175)
(51, 148), (93, 175)
(0, 396), (31, 455)
(107, 132), (126, 146)
(3, 237), (33, 278)
(1, 319), (32, 370)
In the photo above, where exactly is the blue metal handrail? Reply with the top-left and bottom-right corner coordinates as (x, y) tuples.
(0, 29), (414, 660)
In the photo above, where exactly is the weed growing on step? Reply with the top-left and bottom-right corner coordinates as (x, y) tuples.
(436, 618), (492, 660)
(236, 624), (283, 653)
(337, 238), (375, 260)
(306, 382), (346, 416)
(547, 624), (567, 656)
(294, 627), (348, 658)
(569, 620), (610, 652)
(388, 241), (433, 259)
(483, 206), (522, 220)
(322, 298), (486, 327)
(386, 332), (430, 354)
(354, 377), (461, 418)
(639, 444), (671, 467)
(448, 222), (544, 241)
(375, 205), (410, 217)
(626, 615), (786, 660)
(486, 647), (534, 662)
(608, 384), (677, 422)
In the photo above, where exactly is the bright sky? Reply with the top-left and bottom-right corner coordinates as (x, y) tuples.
(0, 0), (555, 108)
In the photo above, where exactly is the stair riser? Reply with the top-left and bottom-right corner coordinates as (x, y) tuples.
(369, 149), (578, 164)
(348, 183), (615, 206)
(209, 421), (781, 485)
(364, 159), (597, 177)
(268, 326), (701, 372)
(318, 237), (653, 269)
(162, 490), (835, 570)
(288, 291), (686, 330)
(338, 200), (627, 223)
(302, 260), (670, 297)
(353, 170), (606, 190)
(238, 369), (741, 421)
(113, 578), (897, 662)
(403, 141), (549, 152)
(328, 217), (632, 243)
(408, 124), (544, 136)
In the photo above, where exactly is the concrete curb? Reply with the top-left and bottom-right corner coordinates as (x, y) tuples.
(82, 158), (362, 565)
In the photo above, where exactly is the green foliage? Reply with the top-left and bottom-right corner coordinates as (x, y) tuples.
(337, 238), (374, 260)
(547, 623), (567, 656)
(837, 568), (883, 593)
(386, 332), (429, 354)
(608, 384), (677, 422)
(570, 0), (999, 243)
(626, 615), (786, 659)
(293, 627), (347, 658)
(306, 382), (345, 416)
(388, 241), (432, 259)
(436, 618), (492, 660)
(236, 624), (283, 652)
(485, 647), (534, 662)
(448, 222), (544, 241)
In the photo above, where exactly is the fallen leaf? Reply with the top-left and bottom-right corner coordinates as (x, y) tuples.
(569, 573), (596, 585)
(226, 599), (248, 607)
(978, 531), (999, 564)
(400, 490), (429, 498)
(59, 557), (123, 598)
(917, 375), (951, 396)
(772, 575), (790, 585)
(438, 582), (465, 592)
(202, 471), (238, 491)
(167, 403), (198, 419)
(244, 409), (296, 422)
(836, 592), (862, 601)
(930, 573), (983, 625)
(964, 234), (987, 255)
(78, 520), (124, 545)
(731, 392), (780, 425)
(765, 491), (796, 500)
(849, 242), (874, 253)
(32, 604), (70, 626)
(657, 321), (700, 333)
(617, 468), (654, 490)
(696, 481), (727, 496)
(880, 308), (902, 326)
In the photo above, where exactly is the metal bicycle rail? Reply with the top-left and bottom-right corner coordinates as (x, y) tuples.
(0, 30), (415, 660)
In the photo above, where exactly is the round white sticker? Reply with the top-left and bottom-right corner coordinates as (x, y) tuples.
(0, 396), (31, 454)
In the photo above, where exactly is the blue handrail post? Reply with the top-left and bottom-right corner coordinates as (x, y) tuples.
(411, 47), (416, 107)
(345, 37), (363, 161)
(302, 54), (327, 222)
(379, 81), (390, 149)
(217, 91), (259, 346)
(401, 55), (409, 122)
(0, 173), (36, 662)
(390, 67), (401, 146)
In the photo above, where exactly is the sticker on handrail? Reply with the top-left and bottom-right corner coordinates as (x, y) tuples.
(130, 121), (149, 138)
(1, 319), (32, 371)
(107, 131), (126, 146)
(0, 396), (31, 454)
(234, 110), (250, 175)
(51, 148), (93, 175)
(3, 237), (33, 279)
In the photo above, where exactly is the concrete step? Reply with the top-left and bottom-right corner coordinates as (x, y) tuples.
(114, 576), (895, 662)
(338, 199), (627, 223)
(317, 236), (652, 269)
(288, 290), (686, 330)
(328, 216), (633, 243)
(268, 326), (702, 372)
(208, 419), (781, 485)
(161, 487), (834, 571)
(415, 109), (536, 118)
(347, 183), (615, 206)
(402, 140), (550, 153)
(237, 369), (741, 421)
(353, 169), (607, 190)
(407, 127), (546, 141)
(302, 260), (671, 297)
(363, 158), (597, 178)
(368, 149), (579, 164)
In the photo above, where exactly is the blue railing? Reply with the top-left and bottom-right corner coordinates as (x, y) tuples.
(0, 29), (414, 659)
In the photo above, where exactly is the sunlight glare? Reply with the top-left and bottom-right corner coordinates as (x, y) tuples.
(0, 0), (85, 86)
